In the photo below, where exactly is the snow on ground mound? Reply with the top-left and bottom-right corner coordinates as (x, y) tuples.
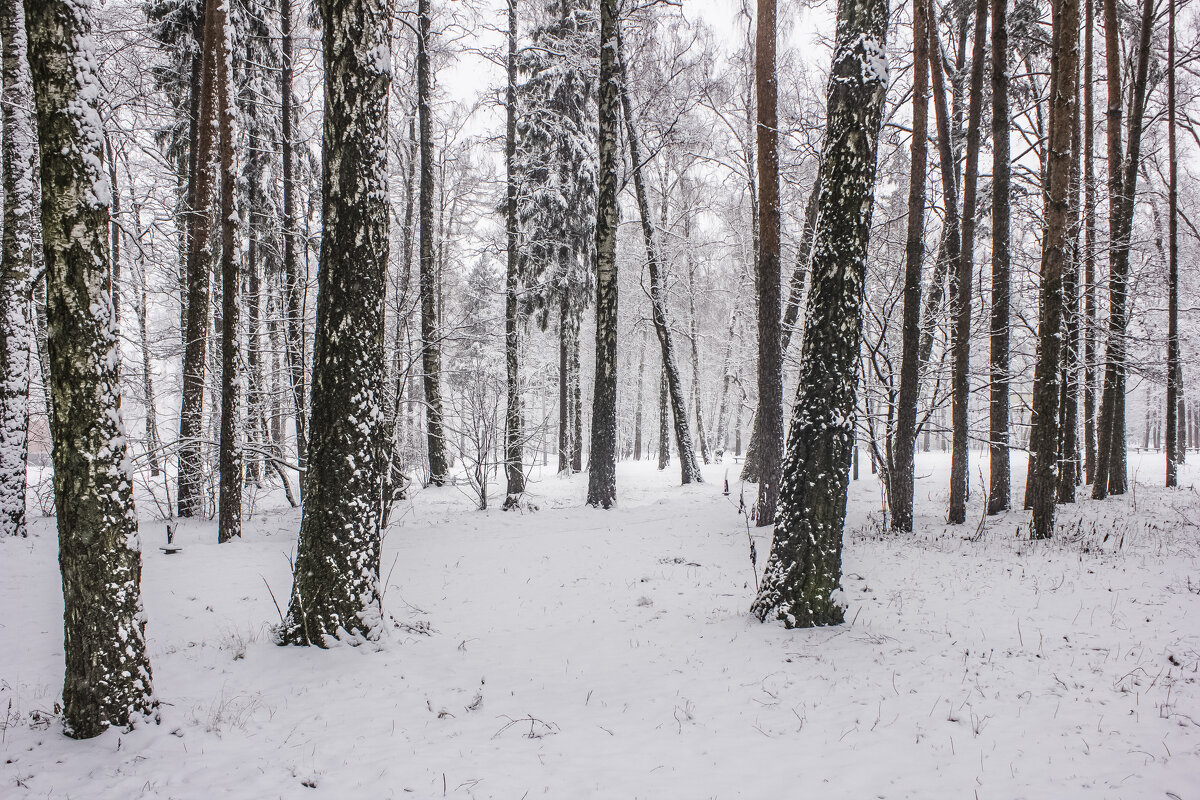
(2, 453), (1198, 798)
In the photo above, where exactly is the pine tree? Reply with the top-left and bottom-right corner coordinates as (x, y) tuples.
(987, 0), (1011, 513)
(587, 0), (618, 509)
(27, 0), (157, 735)
(750, 0), (783, 525)
(280, 0), (390, 645)
(0, 0), (36, 538)
(751, 0), (890, 627)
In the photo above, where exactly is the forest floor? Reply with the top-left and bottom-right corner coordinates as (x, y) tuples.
(1, 451), (1199, 798)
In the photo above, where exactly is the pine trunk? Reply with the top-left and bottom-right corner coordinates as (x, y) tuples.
(888, 0), (929, 532)
(751, 0), (889, 627)
(751, 0), (783, 524)
(1057, 75), (1083, 504)
(280, 0), (391, 645)
(1081, 0), (1096, 484)
(0, 0), (36, 538)
(27, 0), (157, 735)
(947, 0), (986, 525)
(586, 0), (618, 508)
(987, 0), (1011, 514)
(1027, 0), (1080, 540)
(1165, 0), (1180, 487)
(178, 0), (222, 518)
(1093, 0), (1153, 499)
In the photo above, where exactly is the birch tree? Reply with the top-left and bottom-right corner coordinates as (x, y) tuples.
(26, 0), (157, 735)
(280, 0), (390, 645)
(751, 0), (889, 627)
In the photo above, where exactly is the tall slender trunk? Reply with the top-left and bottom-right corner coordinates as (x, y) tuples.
(714, 307), (738, 460)
(586, 0), (619, 508)
(0, 0), (36, 538)
(503, 0), (524, 508)
(1093, 0), (1154, 499)
(1165, 0), (1180, 487)
(27, 0), (156, 735)
(1058, 72), (1083, 503)
(684, 190), (710, 465)
(280, 0), (307, 477)
(781, 164), (822, 358)
(1027, 0), (1080, 539)
(615, 26), (701, 485)
(558, 294), (574, 474)
(751, 0), (890, 627)
(280, 0), (391, 645)
(417, 0), (449, 485)
(750, 0), (783, 522)
(987, 0), (1011, 514)
(633, 327), (646, 460)
(216, 0), (241, 544)
(657, 364), (670, 470)
(178, 0), (222, 518)
(947, 0), (986, 525)
(1082, 0), (1097, 484)
(889, 0), (930, 532)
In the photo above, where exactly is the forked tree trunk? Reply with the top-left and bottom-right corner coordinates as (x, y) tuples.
(280, 0), (391, 646)
(751, 0), (889, 627)
(1093, 0), (1154, 499)
(586, 0), (618, 509)
(947, 0), (986, 525)
(27, 0), (157, 735)
(1027, 0), (1080, 540)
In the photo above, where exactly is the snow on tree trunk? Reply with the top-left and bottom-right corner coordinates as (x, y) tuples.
(279, 0), (390, 646)
(280, 0), (307, 478)
(502, 0), (524, 509)
(26, 0), (157, 735)
(586, 0), (618, 509)
(418, 0), (449, 486)
(615, 22), (701, 486)
(750, 0), (889, 628)
(1165, 0), (1181, 487)
(215, 0), (241, 543)
(0, 0), (36, 538)
(888, 0), (929, 533)
(178, 0), (222, 518)
(1027, 0), (1080, 540)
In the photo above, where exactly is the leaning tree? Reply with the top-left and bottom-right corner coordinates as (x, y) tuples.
(751, 0), (890, 627)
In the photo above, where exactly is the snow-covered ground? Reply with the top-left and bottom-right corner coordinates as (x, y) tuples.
(2, 451), (1198, 798)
